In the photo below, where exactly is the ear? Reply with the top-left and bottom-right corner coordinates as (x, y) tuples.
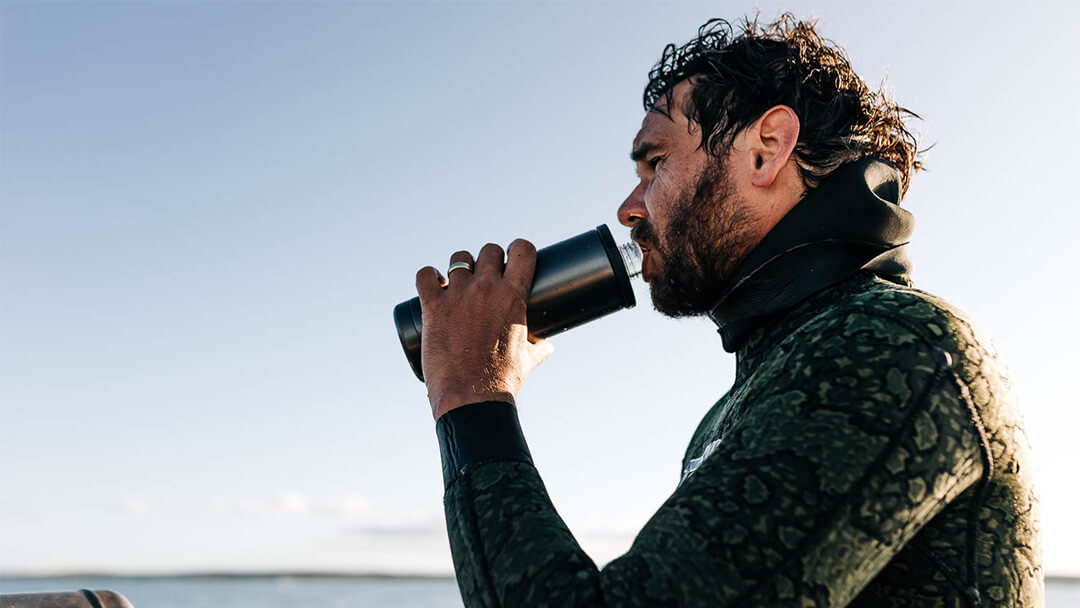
(748, 105), (800, 188)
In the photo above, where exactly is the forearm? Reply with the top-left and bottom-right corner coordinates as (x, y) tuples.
(438, 402), (603, 607)
(445, 461), (603, 607)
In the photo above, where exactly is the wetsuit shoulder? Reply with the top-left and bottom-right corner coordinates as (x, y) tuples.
(794, 278), (1042, 606)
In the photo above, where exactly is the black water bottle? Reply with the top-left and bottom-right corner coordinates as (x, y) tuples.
(393, 224), (642, 381)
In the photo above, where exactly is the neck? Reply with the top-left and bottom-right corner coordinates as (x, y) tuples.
(706, 158), (915, 352)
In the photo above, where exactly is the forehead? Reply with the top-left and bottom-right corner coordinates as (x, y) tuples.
(631, 81), (695, 151)
(633, 110), (673, 148)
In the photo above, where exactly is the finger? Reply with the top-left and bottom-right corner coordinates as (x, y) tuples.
(503, 239), (538, 296)
(446, 250), (475, 288)
(415, 266), (444, 303)
(475, 242), (505, 278)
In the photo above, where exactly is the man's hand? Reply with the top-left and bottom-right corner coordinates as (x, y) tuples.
(415, 239), (554, 420)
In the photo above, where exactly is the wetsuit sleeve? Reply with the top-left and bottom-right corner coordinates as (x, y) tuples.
(439, 312), (987, 607)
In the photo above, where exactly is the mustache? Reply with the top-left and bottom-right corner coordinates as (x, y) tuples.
(630, 221), (658, 249)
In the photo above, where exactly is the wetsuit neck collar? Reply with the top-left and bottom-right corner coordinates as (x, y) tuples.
(706, 158), (915, 353)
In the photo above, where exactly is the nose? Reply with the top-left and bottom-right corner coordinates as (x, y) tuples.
(618, 182), (648, 227)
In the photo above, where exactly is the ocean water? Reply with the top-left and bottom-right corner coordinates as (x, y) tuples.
(2, 576), (1078, 607)
(0, 577), (463, 608)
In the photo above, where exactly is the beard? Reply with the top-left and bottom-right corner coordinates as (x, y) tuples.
(631, 162), (757, 318)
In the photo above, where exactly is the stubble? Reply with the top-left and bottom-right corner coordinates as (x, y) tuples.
(632, 162), (757, 317)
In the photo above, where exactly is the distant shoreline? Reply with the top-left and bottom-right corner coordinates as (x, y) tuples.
(0, 572), (455, 581)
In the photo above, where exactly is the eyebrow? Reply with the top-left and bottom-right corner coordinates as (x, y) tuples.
(630, 141), (663, 163)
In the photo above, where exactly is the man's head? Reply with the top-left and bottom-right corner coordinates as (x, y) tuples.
(619, 15), (921, 317)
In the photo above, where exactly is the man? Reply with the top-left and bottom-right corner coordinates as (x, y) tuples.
(413, 15), (1041, 607)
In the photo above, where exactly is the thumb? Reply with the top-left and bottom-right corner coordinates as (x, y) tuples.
(528, 337), (555, 365)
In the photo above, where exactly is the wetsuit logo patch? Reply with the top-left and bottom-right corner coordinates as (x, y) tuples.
(681, 438), (722, 483)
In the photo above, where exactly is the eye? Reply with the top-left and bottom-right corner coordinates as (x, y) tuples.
(647, 155), (665, 170)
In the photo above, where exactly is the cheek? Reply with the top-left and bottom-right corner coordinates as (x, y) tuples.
(644, 173), (675, 220)
(650, 166), (672, 191)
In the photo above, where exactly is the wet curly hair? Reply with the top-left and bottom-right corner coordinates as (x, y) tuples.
(645, 14), (922, 196)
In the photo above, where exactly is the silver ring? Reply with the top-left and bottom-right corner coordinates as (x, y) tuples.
(447, 261), (474, 275)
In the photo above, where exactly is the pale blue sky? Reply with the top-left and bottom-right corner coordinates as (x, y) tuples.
(2, 0), (1079, 576)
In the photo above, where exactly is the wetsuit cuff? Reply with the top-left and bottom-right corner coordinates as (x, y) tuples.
(435, 401), (533, 489)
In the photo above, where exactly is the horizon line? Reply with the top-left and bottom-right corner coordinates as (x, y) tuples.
(0, 570), (455, 581)
(2, 570), (1078, 583)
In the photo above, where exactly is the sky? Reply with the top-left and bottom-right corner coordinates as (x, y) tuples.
(2, 0), (1079, 578)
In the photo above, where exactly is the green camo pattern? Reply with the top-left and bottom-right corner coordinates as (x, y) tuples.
(443, 272), (1042, 607)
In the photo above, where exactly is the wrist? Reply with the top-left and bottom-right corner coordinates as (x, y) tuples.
(435, 401), (532, 488)
(429, 388), (515, 420)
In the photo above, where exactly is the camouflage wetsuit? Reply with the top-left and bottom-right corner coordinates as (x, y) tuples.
(434, 160), (1042, 607)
